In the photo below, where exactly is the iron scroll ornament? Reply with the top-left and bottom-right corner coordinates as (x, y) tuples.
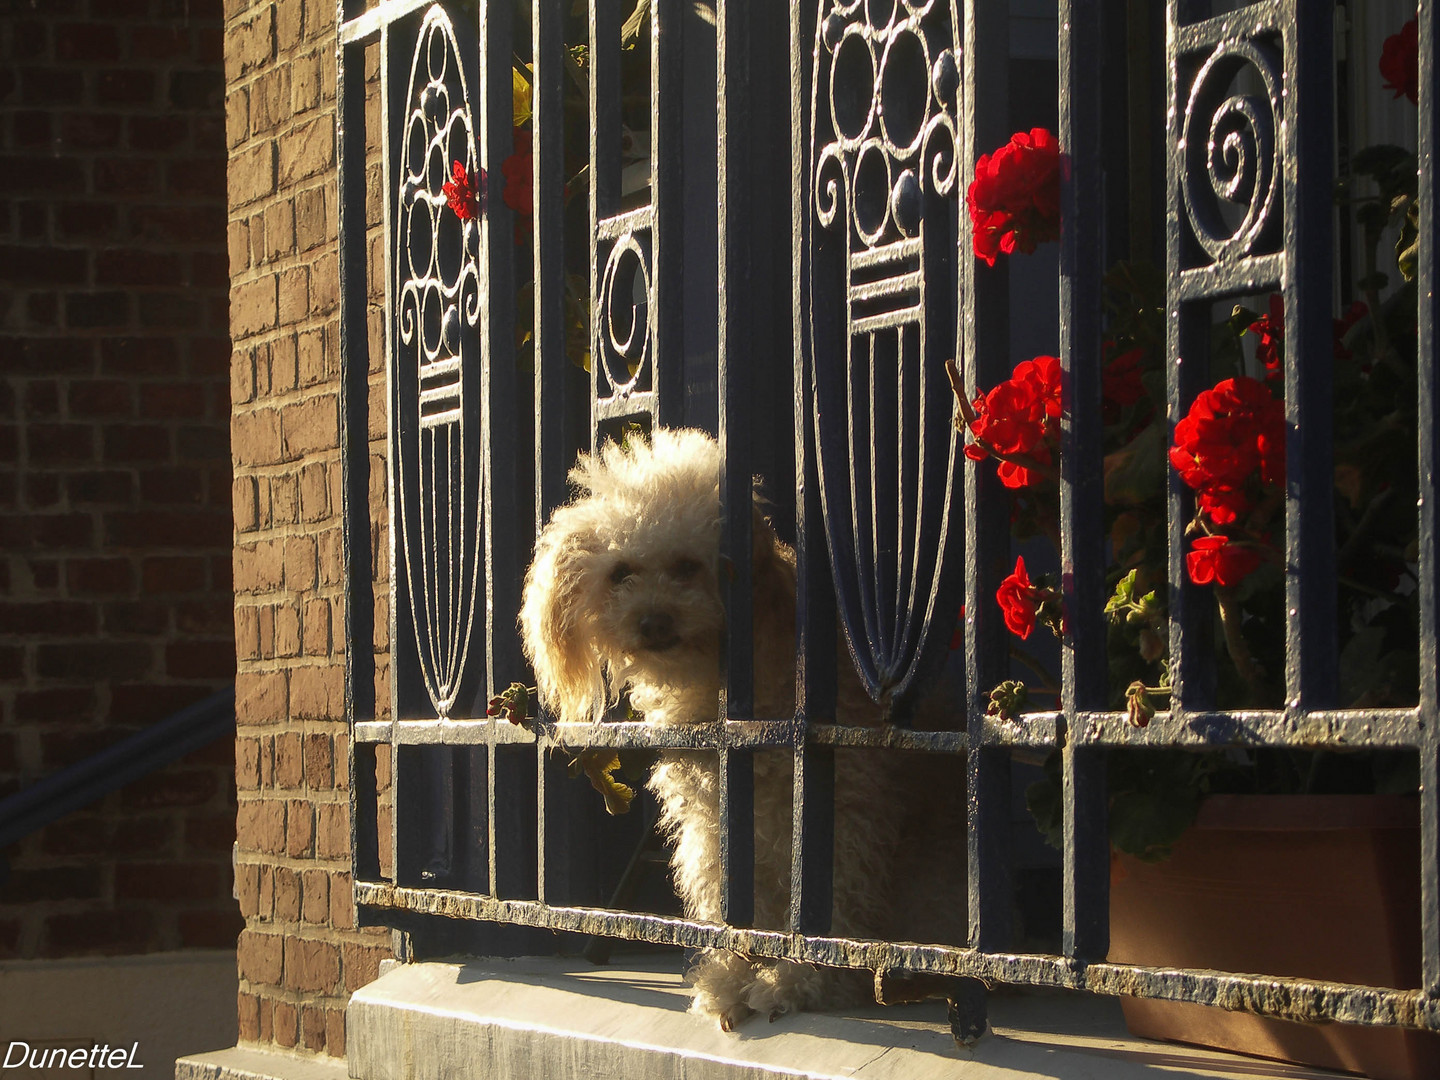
(805, 0), (964, 712)
(393, 6), (484, 719)
(1179, 34), (1283, 266)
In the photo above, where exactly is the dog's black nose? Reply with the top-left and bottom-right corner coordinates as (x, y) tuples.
(639, 612), (676, 648)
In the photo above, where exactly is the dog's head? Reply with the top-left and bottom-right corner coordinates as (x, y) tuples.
(520, 428), (791, 724)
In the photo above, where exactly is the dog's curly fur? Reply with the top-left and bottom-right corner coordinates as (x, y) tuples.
(520, 429), (965, 1029)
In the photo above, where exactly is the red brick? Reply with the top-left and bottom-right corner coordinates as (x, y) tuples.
(12, 687), (96, 722)
(140, 467), (204, 503)
(95, 250), (182, 287)
(139, 382), (208, 419)
(102, 424), (172, 462)
(55, 201), (120, 241)
(66, 557), (134, 595)
(186, 812), (237, 854)
(0, 602), (98, 635)
(129, 204), (225, 245)
(95, 160), (162, 198)
(285, 937), (340, 993)
(175, 598), (233, 635)
(54, 23), (120, 62)
(178, 909), (244, 949)
(65, 292), (130, 329)
(116, 862), (223, 901)
(314, 802), (348, 860)
(17, 71), (82, 107)
(68, 470), (134, 504)
(35, 641), (153, 680)
(141, 555), (208, 593)
(286, 797), (313, 856)
(273, 1001), (298, 1049)
(342, 942), (385, 993)
(128, 115), (188, 153)
(238, 929), (283, 984)
(139, 292), (204, 330)
(257, 994), (274, 1042)
(44, 911), (156, 957)
(325, 1008), (345, 1057)
(105, 509), (231, 548)
(237, 799), (285, 856)
(4, 866), (102, 903)
(166, 639), (236, 679)
(68, 380), (134, 417)
(273, 865), (300, 920)
(58, 112), (122, 150)
(301, 1005), (327, 1052)
(121, 769), (219, 810)
(101, 599), (169, 634)
(238, 992), (261, 1042)
(42, 815), (172, 858)
(24, 381), (61, 417)
(100, 337), (179, 377)
(95, 69), (155, 106)
(130, 25), (189, 60)
(0, 246), (87, 285)
(301, 869), (328, 924)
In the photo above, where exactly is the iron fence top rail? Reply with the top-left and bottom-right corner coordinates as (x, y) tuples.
(354, 879), (1440, 1030)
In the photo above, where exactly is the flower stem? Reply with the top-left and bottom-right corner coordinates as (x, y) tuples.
(1215, 587), (1267, 703)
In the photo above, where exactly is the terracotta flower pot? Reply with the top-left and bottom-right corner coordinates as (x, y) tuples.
(1108, 794), (1440, 1080)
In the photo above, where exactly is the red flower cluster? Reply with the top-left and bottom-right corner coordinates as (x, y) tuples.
(1185, 535), (1262, 588)
(1248, 294), (1284, 383)
(1169, 376), (1285, 527)
(996, 556), (1040, 639)
(1102, 345), (1146, 423)
(502, 127), (534, 217)
(964, 355), (1061, 488)
(1379, 18), (1419, 105)
(442, 160), (485, 222)
(966, 128), (1062, 266)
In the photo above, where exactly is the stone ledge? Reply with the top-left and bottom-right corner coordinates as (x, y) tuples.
(175, 1046), (349, 1080)
(346, 956), (1348, 1080)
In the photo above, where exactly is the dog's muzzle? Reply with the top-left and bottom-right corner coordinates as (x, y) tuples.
(638, 611), (679, 652)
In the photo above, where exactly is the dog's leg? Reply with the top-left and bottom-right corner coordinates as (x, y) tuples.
(687, 949), (758, 1030)
(743, 959), (871, 1021)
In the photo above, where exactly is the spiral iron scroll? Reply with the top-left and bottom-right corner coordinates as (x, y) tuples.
(1180, 36), (1283, 264)
(394, 6), (484, 718)
(806, 0), (963, 710)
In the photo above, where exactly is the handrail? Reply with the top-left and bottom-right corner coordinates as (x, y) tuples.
(0, 687), (236, 868)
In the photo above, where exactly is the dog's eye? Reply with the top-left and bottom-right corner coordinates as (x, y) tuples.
(670, 558), (703, 580)
(609, 562), (633, 586)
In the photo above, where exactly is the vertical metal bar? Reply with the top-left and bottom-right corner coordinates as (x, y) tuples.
(1416, 0), (1440, 996)
(336, 2), (375, 912)
(532, 0), (575, 526)
(589, 0), (620, 449)
(1165, 0), (1216, 717)
(1282, 2), (1337, 711)
(479, 0), (521, 699)
(961, 0), (1013, 954)
(717, 0), (757, 927)
(1058, 0), (1109, 962)
(790, 0), (835, 936)
(652, 0), (685, 426)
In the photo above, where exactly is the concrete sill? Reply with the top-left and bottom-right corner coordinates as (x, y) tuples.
(346, 956), (1350, 1080)
(175, 1046), (349, 1080)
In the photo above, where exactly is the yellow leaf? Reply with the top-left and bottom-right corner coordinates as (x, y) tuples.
(580, 748), (635, 816)
(512, 66), (533, 129)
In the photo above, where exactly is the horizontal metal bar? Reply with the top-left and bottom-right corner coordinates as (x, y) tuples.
(353, 719), (538, 746)
(338, 0), (434, 44)
(1171, 1), (1284, 53)
(1176, 252), (1283, 302)
(596, 206), (655, 242)
(1072, 708), (1424, 750)
(977, 713), (1062, 750)
(594, 392), (657, 423)
(851, 307), (923, 335)
(353, 881), (1440, 1031)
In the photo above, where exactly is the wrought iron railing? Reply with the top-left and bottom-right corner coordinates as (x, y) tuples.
(336, 0), (1440, 1039)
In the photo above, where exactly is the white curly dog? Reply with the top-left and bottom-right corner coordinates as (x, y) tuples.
(520, 428), (965, 1029)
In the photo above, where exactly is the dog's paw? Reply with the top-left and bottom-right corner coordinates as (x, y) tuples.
(687, 949), (758, 1031)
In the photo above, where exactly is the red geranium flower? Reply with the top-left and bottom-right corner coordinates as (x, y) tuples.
(1186, 535), (1263, 587)
(996, 556), (1040, 639)
(1379, 18), (1419, 105)
(964, 355), (1061, 489)
(1102, 345), (1146, 423)
(1248, 294), (1284, 383)
(966, 128), (1062, 266)
(1169, 376), (1285, 525)
(442, 160), (484, 221)
(502, 127), (534, 218)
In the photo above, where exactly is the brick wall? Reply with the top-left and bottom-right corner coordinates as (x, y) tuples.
(225, 0), (391, 1057)
(0, 0), (242, 958)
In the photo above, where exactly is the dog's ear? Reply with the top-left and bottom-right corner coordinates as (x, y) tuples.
(520, 523), (606, 724)
(750, 499), (797, 607)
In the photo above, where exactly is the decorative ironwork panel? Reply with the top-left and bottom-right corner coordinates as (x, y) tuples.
(804, 0), (964, 711)
(392, 7), (485, 719)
